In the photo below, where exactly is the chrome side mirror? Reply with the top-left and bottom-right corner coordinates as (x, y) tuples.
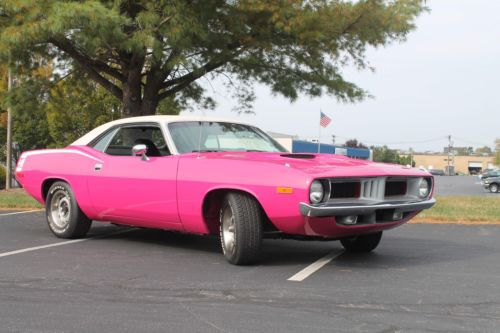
(132, 144), (149, 161)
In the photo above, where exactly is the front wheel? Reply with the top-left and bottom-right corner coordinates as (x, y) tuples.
(219, 192), (262, 265)
(489, 183), (499, 193)
(340, 231), (383, 253)
(46, 181), (92, 239)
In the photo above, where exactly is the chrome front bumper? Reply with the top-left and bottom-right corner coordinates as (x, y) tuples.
(299, 198), (436, 217)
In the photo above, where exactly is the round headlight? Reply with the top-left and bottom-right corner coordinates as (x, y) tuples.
(310, 180), (325, 204)
(418, 178), (430, 198)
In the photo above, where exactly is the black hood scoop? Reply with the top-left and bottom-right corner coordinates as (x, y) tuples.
(280, 153), (316, 159)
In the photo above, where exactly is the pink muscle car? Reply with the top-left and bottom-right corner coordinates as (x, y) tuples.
(15, 116), (435, 265)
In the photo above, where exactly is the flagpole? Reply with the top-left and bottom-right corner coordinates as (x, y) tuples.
(317, 110), (321, 153)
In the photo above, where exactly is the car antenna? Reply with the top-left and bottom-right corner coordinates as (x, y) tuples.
(197, 121), (203, 158)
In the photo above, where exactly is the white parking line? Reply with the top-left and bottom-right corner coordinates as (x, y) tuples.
(287, 250), (344, 282)
(0, 229), (133, 259)
(0, 210), (43, 217)
(0, 239), (87, 258)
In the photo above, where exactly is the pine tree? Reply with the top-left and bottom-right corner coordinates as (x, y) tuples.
(0, 1), (426, 117)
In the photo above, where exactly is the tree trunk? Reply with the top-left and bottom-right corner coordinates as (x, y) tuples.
(122, 54), (145, 118)
(140, 97), (159, 116)
(122, 87), (142, 117)
(122, 79), (161, 117)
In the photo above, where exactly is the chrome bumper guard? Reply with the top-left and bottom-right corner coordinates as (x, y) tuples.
(299, 198), (436, 217)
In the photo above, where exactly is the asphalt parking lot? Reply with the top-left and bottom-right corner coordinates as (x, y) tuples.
(1, 211), (499, 332)
(433, 175), (496, 197)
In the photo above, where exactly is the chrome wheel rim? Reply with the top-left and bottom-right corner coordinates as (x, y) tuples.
(50, 191), (71, 230)
(221, 205), (236, 255)
(491, 184), (498, 193)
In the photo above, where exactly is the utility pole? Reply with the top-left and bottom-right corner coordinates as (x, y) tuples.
(6, 67), (12, 189)
(447, 135), (453, 176)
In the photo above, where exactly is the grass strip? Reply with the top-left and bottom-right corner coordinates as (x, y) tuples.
(412, 196), (500, 224)
(0, 189), (43, 210)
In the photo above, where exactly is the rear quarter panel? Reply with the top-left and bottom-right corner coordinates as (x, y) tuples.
(16, 147), (102, 218)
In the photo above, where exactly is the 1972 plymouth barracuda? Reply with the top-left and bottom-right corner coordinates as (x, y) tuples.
(15, 116), (435, 265)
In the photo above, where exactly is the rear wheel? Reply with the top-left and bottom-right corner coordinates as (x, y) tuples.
(340, 231), (383, 253)
(489, 183), (499, 193)
(46, 181), (92, 239)
(219, 192), (262, 265)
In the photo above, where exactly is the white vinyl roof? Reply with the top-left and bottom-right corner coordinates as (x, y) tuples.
(71, 115), (251, 146)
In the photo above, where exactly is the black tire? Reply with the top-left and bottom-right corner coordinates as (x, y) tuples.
(45, 181), (92, 239)
(340, 231), (383, 253)
(219, 192), (262, 265)
(489, 183), (499, 193)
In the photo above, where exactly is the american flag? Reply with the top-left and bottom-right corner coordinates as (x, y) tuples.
(320, 111), (331, 128)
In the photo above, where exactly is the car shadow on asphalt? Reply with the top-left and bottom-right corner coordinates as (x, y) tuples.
(95, 226), (223, 255)
(90, 224), (497, 269)
(92, 225), (343, 266)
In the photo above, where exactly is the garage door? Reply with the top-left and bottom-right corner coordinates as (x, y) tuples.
(468, 162), (483, 168)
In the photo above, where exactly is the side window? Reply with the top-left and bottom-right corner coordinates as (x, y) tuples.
(204, 135), (220, 149)
(102, 126), (170, 157)
(92, 128), (119, 152)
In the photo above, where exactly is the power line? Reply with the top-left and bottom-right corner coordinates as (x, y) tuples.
(302, 135), (449, 146)
(453, 136), (493, 147)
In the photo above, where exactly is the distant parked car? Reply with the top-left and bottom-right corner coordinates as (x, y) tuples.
(480, 169), (500, 180)
(429, 169), (445, 176)
(482, 176), (500, 193)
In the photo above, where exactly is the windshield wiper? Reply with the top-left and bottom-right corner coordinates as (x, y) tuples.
(192, 149), (223, 153)
(245, 149), (266, 152)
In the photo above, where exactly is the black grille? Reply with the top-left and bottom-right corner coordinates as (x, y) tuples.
(330, 182), (360, 199)
(385, 180), (407, 197)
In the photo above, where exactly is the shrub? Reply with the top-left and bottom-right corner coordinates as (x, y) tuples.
(0, 165), (5, 190)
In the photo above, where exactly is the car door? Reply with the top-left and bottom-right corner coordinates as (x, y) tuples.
(87, 123), (181, 229)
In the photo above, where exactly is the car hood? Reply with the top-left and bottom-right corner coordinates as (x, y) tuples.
(195, 152), (431, 178)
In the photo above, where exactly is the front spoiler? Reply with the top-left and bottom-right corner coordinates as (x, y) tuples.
(299, 198), (436, 217)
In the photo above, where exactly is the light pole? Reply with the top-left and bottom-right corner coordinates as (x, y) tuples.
(5, 66), (12, 189)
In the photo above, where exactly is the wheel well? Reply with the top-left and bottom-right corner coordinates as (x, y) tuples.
(41, 178), (67, 201)
(202, 189), (276, 235)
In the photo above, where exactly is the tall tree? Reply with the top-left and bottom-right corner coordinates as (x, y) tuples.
(0, 0), (426, 117)
(475, 146), (492, 156)
(371, 145), (409, 165)
(344, 138), (367, 149)
(46, 72), (120, 146)
(8, 68), (54, 152)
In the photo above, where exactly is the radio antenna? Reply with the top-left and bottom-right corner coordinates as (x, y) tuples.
(197, 121), (203, 158)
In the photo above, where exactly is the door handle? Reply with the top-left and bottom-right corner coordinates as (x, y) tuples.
(94, 163), (103, 172)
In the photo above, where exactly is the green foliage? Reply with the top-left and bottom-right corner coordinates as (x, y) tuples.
(46, 72), (120, 147)
(0, 0), (427, 116)
(0, 164), (5, 189)
(496, 139), (500, 166)
(475, 146), (492, 156)
(0, 64), (127, 154)
(371, 145), (414, 166)
(8, 75), (54, 151)
(372, 145), (398, 163)
(344, 139), (367, 149)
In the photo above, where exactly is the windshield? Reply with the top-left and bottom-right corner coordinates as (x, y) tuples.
(168, 121), (287, 154)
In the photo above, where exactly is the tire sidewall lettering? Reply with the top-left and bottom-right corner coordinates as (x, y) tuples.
(47, 184), (72, 234)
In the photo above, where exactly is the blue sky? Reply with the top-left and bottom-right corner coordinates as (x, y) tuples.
(183, 0), (500, 152)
